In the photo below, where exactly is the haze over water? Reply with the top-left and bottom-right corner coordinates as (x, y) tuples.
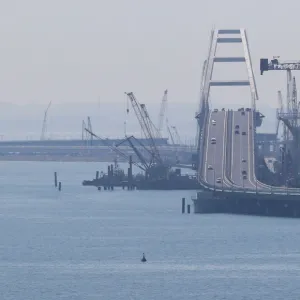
(0, 161), (299, 299)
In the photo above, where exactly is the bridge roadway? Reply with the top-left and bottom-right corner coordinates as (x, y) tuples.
(200, 109), (300, 194)
(230, 110), (257, 189)
(202, 109), (229, 189)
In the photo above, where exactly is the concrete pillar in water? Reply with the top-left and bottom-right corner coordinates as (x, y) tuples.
(54, 172), (57, 187)
(58, 182), (62, 191)
(187, 204), (191, 214)
(182, 198), (185, 213)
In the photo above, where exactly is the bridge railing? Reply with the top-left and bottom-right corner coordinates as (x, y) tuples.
(200, 184), (300, 196)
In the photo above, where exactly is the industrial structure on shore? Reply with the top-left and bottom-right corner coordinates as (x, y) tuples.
(193, 28), (300, 218)
(0, 89), (196, 164)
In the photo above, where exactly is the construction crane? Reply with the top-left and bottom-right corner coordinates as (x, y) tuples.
(276, 72), (300, 137)
(157, 89), (168, 136)
(260, 57), (300, 75)
(40, 101), (52, 140)
(261, 57), (300, 185)
(125, 92), (163, 165)
(260, 57), (300, 133)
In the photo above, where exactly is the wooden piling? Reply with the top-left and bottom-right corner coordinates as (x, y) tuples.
(187, 204), (191, 214)
(182, 198), (185, 213)
(58, 182), (62, 191)
(54, 172), (57, 187)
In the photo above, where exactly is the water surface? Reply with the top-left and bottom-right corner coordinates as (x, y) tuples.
(0, 161), (299, 299)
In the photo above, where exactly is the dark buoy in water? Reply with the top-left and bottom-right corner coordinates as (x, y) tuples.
(141, 253), (147, 262)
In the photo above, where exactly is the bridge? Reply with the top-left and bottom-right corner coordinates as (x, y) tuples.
(194, 29), (300, 217)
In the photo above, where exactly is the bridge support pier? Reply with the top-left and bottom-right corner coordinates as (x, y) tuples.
(193, 191), (300, 218)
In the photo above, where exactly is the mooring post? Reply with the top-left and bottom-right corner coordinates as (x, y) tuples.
(58, 182), (62, 191)
(182, 198), (185, 213)
(54, 172), (57, 187)
(187, 204), (191, 214)
(96, 171), (99, 180)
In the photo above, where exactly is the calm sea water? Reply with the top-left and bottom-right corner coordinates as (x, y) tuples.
(0, 161), (299, 299)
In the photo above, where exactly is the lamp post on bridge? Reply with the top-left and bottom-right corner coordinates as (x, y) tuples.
(213, 169), (216, 191)
(255, 178), (258, 194)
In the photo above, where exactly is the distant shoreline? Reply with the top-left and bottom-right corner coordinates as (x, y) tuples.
(0, 155), (124, 163)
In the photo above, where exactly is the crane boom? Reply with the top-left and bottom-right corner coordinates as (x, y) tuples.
(116, 135), (150, 169)
(84, 128), (146, 171)
(125, 92), (163, 165)
(40, 101), (52, 140)
(157, 89), (168, 135)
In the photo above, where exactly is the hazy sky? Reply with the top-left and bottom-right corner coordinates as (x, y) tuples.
(0, 0), (299, 139)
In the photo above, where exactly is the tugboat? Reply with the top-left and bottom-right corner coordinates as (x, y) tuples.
(141, 253), (147, 262)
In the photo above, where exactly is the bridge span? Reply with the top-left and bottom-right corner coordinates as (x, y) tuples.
(194, 28), (300, 217)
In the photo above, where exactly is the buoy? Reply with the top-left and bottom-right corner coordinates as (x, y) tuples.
(141, 253), (147, 262)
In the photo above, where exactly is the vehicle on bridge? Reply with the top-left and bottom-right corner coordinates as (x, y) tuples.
(212, 120), (216, 125)
(235, 130), (239, 134)
(235, 125), (240, 129)
(241, 111), (245, 115)
(242, 132), (246, 135)
(211, 138), (216, 144)
(216, 178), (222, 183)
(242, 170), (247, 175)
(208, 165), (213, 170)
(242, 158), (247, 163)
(213, 109), (218, 113)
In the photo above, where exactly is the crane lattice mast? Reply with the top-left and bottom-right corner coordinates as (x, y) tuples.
(125, 92), (163, 165)
(157, 89), (168, 136)
(87, 116), (93, 145)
